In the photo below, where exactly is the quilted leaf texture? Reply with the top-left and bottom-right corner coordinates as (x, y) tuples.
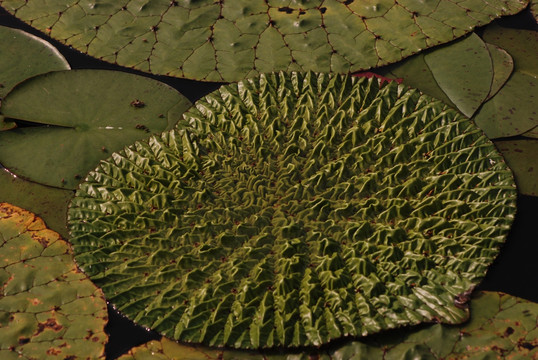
(0, 203), (108, 359)
(68, 72), (516, 349)
(0, 0), (529, 81)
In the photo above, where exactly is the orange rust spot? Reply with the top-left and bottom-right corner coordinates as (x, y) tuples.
(46, 348), (62, 355)
(29, 298), (43, 306)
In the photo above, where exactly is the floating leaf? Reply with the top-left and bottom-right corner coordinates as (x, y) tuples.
(118, 292), (538, 359)
(0, 0), (528, 82)
(68, 72), (516, 349)
(494, 139), (538, 196)
(381, 33), (514, 117)
(0, 168), (72, 238)
(0, 203), (108, 359)
(473, 26), (538, 138)
(0, 25), (69, 98)
(0, 69), (192, 189)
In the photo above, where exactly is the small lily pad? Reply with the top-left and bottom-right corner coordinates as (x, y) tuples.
(119, 292), (538, 360)
(381, 33), (514, 118)
(0, 69), (192, 189)
(69, 72), (516, 349)
(0, 203), (108, 359)
(494, 139), (538, 196)
(473, 26), (538, 138)
(0, 0), (528, 81)
(0, 168), (73, 238)
(0, 25), (70, 98)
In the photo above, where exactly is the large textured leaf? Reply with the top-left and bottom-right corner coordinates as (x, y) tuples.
(118, 291), (538, 359)
(0, 203), (108, 359)
(0, 0), (528, 82)
(0, 25), (69, 99)
(381, 33), (514, 118)
(494, 139), (538, 196)
(473, 26), (538, 138)
(0, 168), (73, 238)
(0, 69), (192, 189)
(68, 73), (516, 349)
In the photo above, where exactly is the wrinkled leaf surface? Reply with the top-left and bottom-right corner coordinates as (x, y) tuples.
(69, 72), (516, 349)
(0, 203), (107, 359)
(0, 69), (192, 189)
(0, 0), (528, 81)
(119, 292), (538, 360)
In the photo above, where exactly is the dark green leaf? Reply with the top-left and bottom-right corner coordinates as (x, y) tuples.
(0, 69), (192, 189)
(494, 139), (538, 196)
(68, 72), (516, 349)
(0, 0), (528, 81)
(0, 25), (69, 98)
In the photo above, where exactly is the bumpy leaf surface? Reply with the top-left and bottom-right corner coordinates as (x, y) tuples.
(0, 0), (529, 81)
(0, 25), (69, 99)
(68, 72), (516, 349)
(0, 203), (107, 359)
(118, 292), (538, 359)
(0, 69), (192, 189)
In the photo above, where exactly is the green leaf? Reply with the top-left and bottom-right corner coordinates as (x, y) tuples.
(0, 203), (108, 359)
(494, 139), (538, 196)
(381, 33), (513, 118)
(473, 26), (538, 138)
(0, 25), (70, 98)
(0, 69), (192, 189)
(0, 0), (528, 81)
(0, 168), (73, 238)
(119, 292), (538, 360)
(422, 33), (492, 118)
(68, 72), (516, 349)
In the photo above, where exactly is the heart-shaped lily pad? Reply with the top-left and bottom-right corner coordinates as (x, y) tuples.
(0, 203), (108, 359)
(0, 25), (70, 99)
(0, 168), (73, 238)
(494, 139), (538, 196)
(68, 72), (516, 349)
(0, 69), (192, 189)
(118, 291), (538, 359)
(0, 0), (528, 81)
(380, 32), (514, 118)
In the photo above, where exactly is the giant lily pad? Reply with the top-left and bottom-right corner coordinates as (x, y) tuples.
(68, 72), (516, 349)
(118, 291), (538, 360)
(0, 25), (69, 99)
(0, 203), (108, 359)
(0, 69), (192, 189)
(0, 0), (528, 82)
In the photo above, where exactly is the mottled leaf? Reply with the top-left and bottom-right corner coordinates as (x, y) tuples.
(473, 26), (538, 138)
(0, 24), (69, 99)
(0, 0), (528, 81)
(494, 139), (538, 196)
(118, 292), (538, 360)
(0, 168), (72, 238)
(0, 203), (108, 359)
(0, 69), (192, 189)
(381, 33), (514, 118)
(68, 72), (516, 349)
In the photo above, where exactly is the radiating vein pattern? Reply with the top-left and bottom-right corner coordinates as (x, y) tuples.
(68, 73), (516, 349)
(0, 0), (528, 81)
